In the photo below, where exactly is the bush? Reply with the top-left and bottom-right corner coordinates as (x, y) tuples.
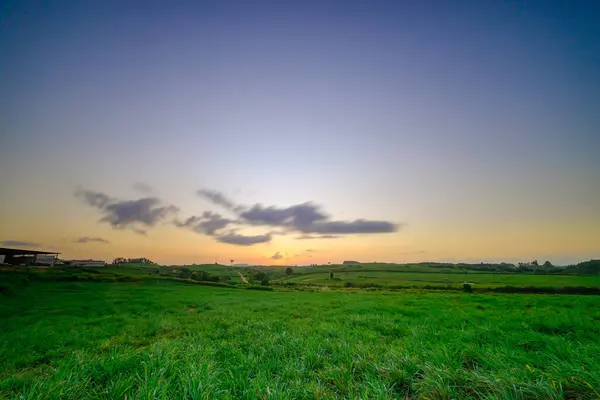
(285, 267), (293, 275)
(254, 272), (267, 281)
(178, 268), (192, 279)
(260, 279), (270, 286)
(247, 285), (273, 291)
(463, 283), (473, 293)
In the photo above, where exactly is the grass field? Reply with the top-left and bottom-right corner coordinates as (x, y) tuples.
(278, 270), (600, 288)
(2, 277), (600, 399)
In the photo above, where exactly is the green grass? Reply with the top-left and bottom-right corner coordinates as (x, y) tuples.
(1, 280), (600, 399)
(279, 270), (600, 288)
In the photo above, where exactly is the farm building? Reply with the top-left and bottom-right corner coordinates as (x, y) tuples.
(0, 247), (60, 266)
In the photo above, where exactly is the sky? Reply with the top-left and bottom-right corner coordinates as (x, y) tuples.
(1, 1), (599, 266)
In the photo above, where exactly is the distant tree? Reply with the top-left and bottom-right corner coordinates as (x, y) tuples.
(285, 267), (293, 275)
(178, 267), (192, 279)
(531, 260), (539, 266)
(463, 283), (473, 293)
(543, 261), (553, 268)
(254, 272), (267, 281)
(329, 271), (334, 279)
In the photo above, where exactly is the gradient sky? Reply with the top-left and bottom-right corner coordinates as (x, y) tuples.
(1, 1), (599, 266)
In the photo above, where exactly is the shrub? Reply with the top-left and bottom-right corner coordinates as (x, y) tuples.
(463, 283), (473, 293)
(178, 268), (192, 279)
(285, 267), (293, 275)
(254, 272), (267, 281)
(247, 285), (273, 291)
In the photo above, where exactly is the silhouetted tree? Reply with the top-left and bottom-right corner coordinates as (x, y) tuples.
(285, 267), (293, 275)
(329, 271), (334, 279)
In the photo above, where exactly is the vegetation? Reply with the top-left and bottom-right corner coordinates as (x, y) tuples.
(1, 261), (600, 399)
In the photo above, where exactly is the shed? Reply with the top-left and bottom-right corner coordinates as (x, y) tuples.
(0, 247), (60, 266)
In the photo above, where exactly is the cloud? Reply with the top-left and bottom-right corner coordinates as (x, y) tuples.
(239, 203), (327, 228)
(305, 220), (398, 234)
(270, 251), (284, 260)
(295, 235), (341, 240)
(0, 240), (41, 248)
(215, 233), (272, 246)
(197, 189), (237, 210)
(306, 249), (316, 252)
(174, 211), (232, 236)
(179, 188), (400, 246)
(238, 202), (399, 234)
(133, 183), (153, 194)
(397, 250), (427, 255)
(75, 237), (111, 244)
(75, 188), (179, 232)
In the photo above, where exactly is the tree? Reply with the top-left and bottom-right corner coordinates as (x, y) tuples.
(463, 283), (473, 293)
(178, 267), (192, 279)
(543, 260), (553, 268)
(329, 271), (334, 279)
(531, 260), (539, 266)
(254, 272), (267, 281)
(285, 267), (293, 275)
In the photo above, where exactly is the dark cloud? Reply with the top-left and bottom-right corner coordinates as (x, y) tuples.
(295, 235), (341, 240)
(133, 183), (153, 194)
(174, 211), (232, 236)
(75, 237), (111, 244)
(238, 202), (399, 235)
(179, 188), (400, 246)
(240, 203), (327, 228)
(0, 240), (41, 248)
(197, 189), (237, 210)
(75, 189), (179, 231)
(305, 220), (398, 234)
(270, 251), (283, 260)
(215, 233), (272, 246)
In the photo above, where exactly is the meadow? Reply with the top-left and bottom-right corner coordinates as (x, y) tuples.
(1, 267), (600, 399)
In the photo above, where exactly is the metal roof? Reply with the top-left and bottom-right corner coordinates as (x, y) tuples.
(0, 247), (61, 255)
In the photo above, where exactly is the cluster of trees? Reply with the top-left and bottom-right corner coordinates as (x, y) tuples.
(563, 260), (600, 275)
(112, 257), (155, 265)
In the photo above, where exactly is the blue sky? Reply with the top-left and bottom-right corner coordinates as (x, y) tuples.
(1, 1), (599, 265)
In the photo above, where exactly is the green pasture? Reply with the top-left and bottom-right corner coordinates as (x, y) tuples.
(1, 279), (600, 399)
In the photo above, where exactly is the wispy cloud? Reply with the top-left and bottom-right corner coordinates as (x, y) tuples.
(133, 182), (153, 194)
(75, 188), (179, 233)
(0, 240), (41, 248)
(75, 237), (110, 244)
(270, 251), (284, 260)
(215, 233), (272, 246)
(174, 211), (233, 236)
(295, 235), (341, 240)
(197, 189), (237, 211)
(183, 188), (400, 246)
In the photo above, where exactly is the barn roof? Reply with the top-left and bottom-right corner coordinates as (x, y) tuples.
(0, 247), (60, 256)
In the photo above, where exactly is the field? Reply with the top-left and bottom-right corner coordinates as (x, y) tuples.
(1, 270), (600, 399)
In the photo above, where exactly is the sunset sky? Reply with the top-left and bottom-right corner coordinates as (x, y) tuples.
(1, 1), (599, 266)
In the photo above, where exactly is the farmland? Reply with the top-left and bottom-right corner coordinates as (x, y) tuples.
(1, 264), (600, 399)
